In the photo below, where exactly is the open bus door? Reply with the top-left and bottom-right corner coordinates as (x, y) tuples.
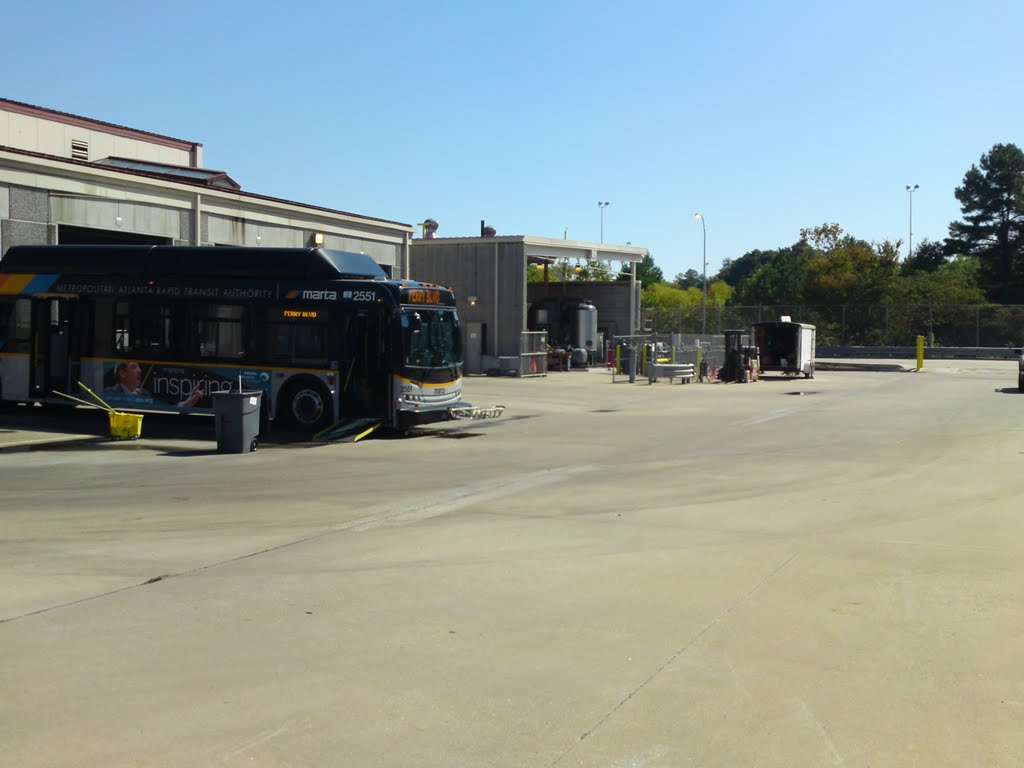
(341, 306), (389, 420)
(30, 297), (74, 399)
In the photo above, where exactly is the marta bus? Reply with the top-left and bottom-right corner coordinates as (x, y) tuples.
(0, 245), (467, 432)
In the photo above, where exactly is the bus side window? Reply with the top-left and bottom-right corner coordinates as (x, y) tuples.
(114, 301), (131, 352)
(293, 324), (327, 363)
(113, 301), (175, 357)
(193, 304), (246, 359)
(0, 298), (32, 354)
(269, 321), (328, 367)
(269, 323), (291, 362)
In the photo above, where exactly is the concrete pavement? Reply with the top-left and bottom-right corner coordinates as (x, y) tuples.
(0, 358), (914, 451)
(4, 360), (1024, 766)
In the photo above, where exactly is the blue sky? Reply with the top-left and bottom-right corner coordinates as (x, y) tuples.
(4, 0), (1022, 281)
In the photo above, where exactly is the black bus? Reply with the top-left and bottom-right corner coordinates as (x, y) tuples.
(0, 245), (464, 431)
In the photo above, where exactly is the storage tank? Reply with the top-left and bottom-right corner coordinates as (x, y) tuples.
(574, 300), (598, 365)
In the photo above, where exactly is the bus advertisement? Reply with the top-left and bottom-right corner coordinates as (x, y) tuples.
(0, 245), (469, 433)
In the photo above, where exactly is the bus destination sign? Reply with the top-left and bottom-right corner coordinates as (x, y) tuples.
(403, 289), (444, 305)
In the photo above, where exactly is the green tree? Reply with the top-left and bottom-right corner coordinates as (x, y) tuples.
(643, 282), (693, 308)
(673, 269), (702, 289)
(800, 222), (846, 252)
(642, 280), (733, 309)
(891, 256), (985, 305)
(580, 260), (615, 281)
(803, 238), (900, 307)
(733, 243), (813, 304)
(901, 239), (948, 275)
(618, 253), (664, 285)
(947, 142), (1024, 302)
(715, 249), (775, 291)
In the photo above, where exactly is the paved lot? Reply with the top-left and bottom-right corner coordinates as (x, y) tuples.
(2, 361), (1023, 767)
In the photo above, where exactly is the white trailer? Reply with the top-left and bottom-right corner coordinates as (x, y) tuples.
(752, 318), (816, 378)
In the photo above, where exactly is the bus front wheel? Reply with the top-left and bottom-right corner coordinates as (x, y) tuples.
(279, 380), (333, 432)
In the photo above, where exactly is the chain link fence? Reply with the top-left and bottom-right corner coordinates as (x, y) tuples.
(641, 304), (1024, 348)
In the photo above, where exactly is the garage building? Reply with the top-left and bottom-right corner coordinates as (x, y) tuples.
(0, 97), (413, 274)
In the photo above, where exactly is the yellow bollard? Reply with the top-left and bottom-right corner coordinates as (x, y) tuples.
(916, 335), (925, 370)
(615, 345), (621, 374)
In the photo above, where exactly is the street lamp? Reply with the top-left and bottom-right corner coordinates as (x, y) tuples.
(598, 201), (610, 243)
(694, 212), (707, 336)
(906, 184), (919, 259)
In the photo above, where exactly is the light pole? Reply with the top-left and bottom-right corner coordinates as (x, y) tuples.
(694, 212), (707, 336)
(906, 184), (919, 259)
(598, 201), (609, 243)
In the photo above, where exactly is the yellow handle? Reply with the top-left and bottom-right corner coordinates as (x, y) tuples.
(77, 380), (115, 412)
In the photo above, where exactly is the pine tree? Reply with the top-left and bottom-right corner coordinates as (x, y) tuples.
(947, 143), (1024, 302)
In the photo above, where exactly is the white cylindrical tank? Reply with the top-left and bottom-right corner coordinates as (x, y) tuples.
(575, 301), (598, 360)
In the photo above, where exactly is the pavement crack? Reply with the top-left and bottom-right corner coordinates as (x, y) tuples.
(548, 552), (800, 766)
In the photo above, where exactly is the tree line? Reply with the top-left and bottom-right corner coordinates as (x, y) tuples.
(539, 142), (1024, 316)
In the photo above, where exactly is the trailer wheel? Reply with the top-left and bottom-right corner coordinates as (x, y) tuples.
(278, 379), (333, 432)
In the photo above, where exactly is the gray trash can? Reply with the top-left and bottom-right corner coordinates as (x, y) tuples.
(213, 390), (262, 453)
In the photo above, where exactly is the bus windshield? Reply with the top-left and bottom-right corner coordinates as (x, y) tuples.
(400, 309), (461, 369)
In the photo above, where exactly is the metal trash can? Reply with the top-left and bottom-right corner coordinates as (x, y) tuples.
(213, 390), (262, 453)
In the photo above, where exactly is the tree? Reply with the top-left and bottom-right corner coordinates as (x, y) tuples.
(618, 253), (664, 285)
(643, 282), (693, 308)
(581, 260), (615, 281)
(799, 222), (846, 252)
(715, 249), (775, 291)
(901, 239), (948, 276)
(947, 142), (1024, 302)
(891, 256), (985, 305)
(803, 238), (899, 307)
(733, 242), (814, 305)
(673, 269), (702, 290)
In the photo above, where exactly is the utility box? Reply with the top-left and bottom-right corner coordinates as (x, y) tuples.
(213, 391), (263, 453)
(753, 319), (816, 378)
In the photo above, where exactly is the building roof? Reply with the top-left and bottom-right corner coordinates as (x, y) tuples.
(93, 157), (240, 190)
(0, 97), (199, 152)
(0, 145), (412, 230)
(411, 234), (649, 263)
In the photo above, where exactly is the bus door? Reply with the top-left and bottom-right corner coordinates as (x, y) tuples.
(342, 307), (389, 418)
(30, 297), (73, 398)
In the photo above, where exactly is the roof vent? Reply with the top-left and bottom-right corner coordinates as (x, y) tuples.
(71, 139), (89, 161)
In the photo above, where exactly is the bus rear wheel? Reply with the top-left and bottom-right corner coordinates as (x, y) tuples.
(279, 380), (333, 432)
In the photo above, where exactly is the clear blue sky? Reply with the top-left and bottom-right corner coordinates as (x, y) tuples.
(4, 0), (1023, 281)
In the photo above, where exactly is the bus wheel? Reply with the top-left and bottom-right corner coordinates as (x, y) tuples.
(279, 380), (332, 432)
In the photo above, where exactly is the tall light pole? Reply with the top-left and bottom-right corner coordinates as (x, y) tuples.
(598, 201), (610, 243)
(694, 212), (707, 336)
(906, 184), (919, 259)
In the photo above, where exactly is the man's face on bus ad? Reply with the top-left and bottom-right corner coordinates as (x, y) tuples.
(118, 362), (142, 391)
